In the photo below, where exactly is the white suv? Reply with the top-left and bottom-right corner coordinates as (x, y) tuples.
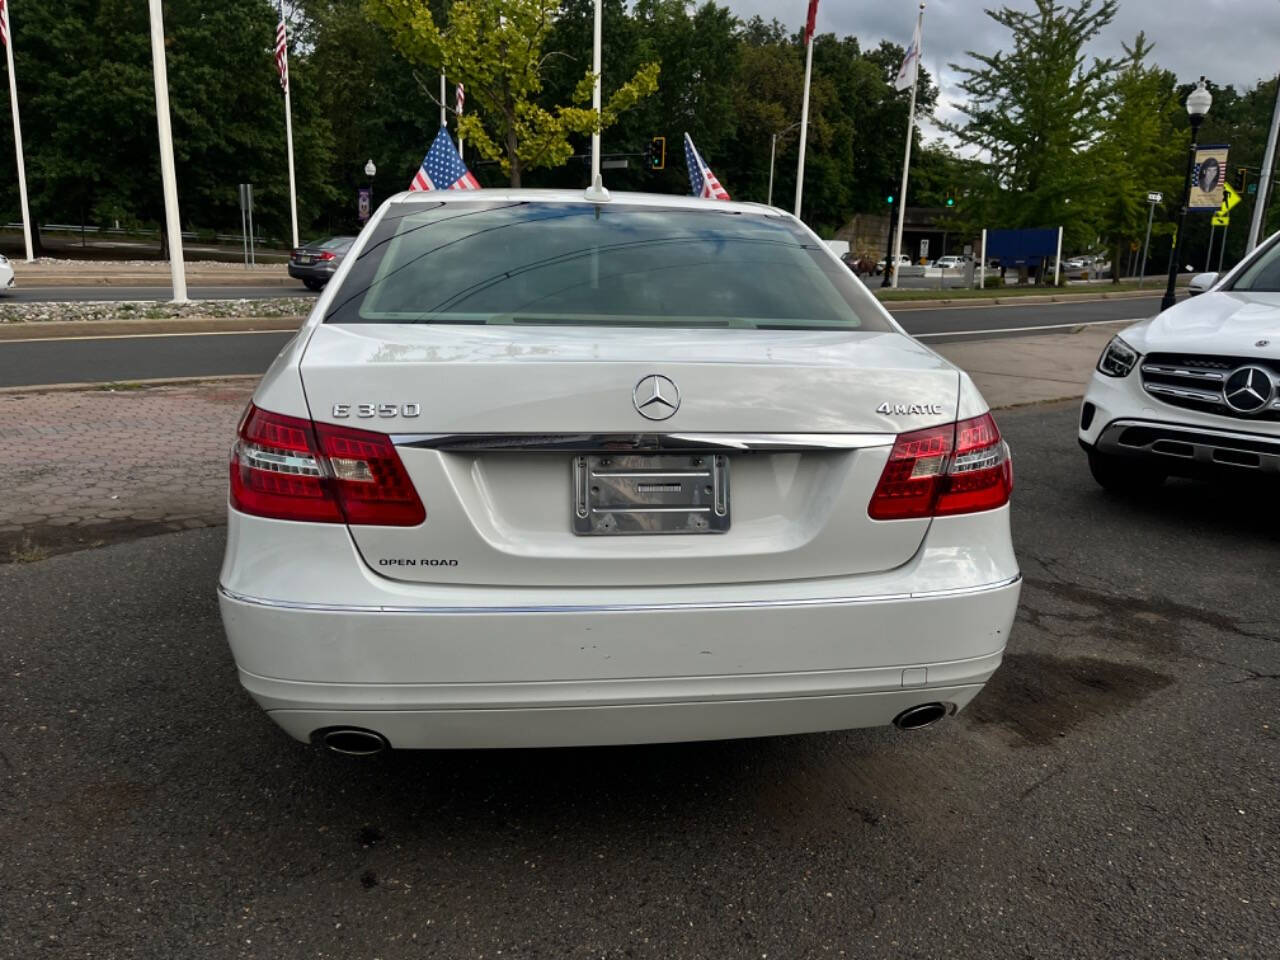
(1079, 231), (1280, 491)
(217, 190), (1019, 753)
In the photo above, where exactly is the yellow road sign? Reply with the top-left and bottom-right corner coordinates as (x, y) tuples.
(1212, 213), (1230, 227)
(1222, 182), (1242, 212)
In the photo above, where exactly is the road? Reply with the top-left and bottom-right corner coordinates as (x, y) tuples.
(0, 297), (1160, 388)
(1, 403), (1275, 958)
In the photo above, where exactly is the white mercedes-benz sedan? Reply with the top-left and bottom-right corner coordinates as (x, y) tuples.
(1079, 230), (1280, 491)
(217, 190), (1019, 754)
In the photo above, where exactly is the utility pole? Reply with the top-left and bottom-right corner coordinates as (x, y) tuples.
(1246, 76), (1280, 254)
(147, 0), (187, 303)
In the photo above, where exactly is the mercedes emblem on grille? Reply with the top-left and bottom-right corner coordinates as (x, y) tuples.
(633, 374), (680, 421)
(1222, 365), (1275, 415)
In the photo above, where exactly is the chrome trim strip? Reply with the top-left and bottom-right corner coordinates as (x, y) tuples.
(390, 432), (894, 453)
(1142, 383), (1224, 405)
(1140, 363), (1225, 382)
(217, 575), (1021, 616)
(1100, 418), (1280, 449)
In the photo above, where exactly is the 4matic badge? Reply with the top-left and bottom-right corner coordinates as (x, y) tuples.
(876, 402), (946, 416)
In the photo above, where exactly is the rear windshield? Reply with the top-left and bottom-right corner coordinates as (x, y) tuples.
(324, 201), (890, 331)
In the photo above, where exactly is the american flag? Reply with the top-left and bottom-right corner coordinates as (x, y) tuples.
(805, 0), (819, 43)
(410, 126), (481, 191)
(274, 17), (289, 93)
(0, 0), (10, 48)
(683, 132), (730, 201)
(456, 82), (465, 116)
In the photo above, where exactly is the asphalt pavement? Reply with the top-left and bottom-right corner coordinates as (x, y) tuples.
(1, 403), (1276, 958)
(0, 297), (1159, 388)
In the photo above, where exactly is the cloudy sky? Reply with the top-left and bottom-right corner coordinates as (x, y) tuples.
(722, 0), (1279, 146)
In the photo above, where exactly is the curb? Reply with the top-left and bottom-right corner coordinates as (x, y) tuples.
(0, 374), (260, 396)
(11, 273), (295, 288)
(0, 316), (304, 341)
(881, 289), (1164, 311)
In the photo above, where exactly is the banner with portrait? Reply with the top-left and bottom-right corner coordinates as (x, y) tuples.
(1189, 144), (1229, 211)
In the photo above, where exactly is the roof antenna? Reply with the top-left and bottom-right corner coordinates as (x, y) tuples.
(583, 0), (611, 203)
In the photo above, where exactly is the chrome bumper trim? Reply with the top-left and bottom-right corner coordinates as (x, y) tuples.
(390, 432), (894, 453)
(1095, 418), (1280, 472)
(218, 574), (1021, 616)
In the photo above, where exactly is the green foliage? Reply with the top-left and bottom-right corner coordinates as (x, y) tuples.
(0, 0), (334, 246)
(943, 0), (1119, 250)
(365, 0), (659, 186)
(1087, 33), (1184, 279)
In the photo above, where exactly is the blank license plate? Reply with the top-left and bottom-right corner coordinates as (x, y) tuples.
(572, 453), (730, 535)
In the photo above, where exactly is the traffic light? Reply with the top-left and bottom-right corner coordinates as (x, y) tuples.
(945, 190), (955, 207)
(648, 136), (666, 170)
(886, 194), (895, 205)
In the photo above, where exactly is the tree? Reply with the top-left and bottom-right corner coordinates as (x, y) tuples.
(943, 0), (1119, 254)
(365, 0), (659, 186)
(1087, 34), (1183, 281)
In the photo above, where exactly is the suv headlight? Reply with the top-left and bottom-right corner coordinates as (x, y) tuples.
(1097, 336), (1140, 377)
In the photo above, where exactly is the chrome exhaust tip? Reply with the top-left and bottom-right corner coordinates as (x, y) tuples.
(893, 702), (948, 731)
(318, 727), (389, 757)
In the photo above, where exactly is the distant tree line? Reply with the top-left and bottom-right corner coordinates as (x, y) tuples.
(0, 0), (1275, 274)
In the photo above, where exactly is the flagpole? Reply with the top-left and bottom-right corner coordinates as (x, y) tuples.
(456, 84), (464, 160)
(2, 1), (33, 262)
(280, 1), (299, 249)
(584, 0), (609, 201)
(440, 70), (446, 128)
(147, 0), (187, 302)
(793, 32), (814, 218)
(891, 3), (924, 290)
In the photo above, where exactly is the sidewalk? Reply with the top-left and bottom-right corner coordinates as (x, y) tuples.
(0, 323), (1121, 561)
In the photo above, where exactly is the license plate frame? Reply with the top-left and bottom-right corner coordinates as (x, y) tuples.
(572, 453), (730, 535)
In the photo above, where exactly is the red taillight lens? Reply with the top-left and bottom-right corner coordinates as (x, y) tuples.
(318, 250), (337, 261)
(229, 404), (424, 526)
(868, 413), (1011, 520)
(314, 422), (425, 525)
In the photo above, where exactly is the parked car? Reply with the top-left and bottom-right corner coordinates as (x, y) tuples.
(933, 255), (966, 270)
(288, 236), (357, 291)
(1079, 229), (1280, 492)
(220, 189), (1019, 753)
(0, 254), (13, 292)
(874, 253), (913, 275)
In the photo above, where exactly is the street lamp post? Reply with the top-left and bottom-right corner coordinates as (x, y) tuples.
(767, 121), (805, 208)
(1162, 77), (1213, 312)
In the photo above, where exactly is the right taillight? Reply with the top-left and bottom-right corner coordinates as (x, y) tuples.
(229, 404), (424, 526)
(868, 413), (1012, 520)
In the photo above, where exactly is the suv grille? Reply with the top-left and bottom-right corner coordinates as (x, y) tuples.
(1140, 353), (1280, 421)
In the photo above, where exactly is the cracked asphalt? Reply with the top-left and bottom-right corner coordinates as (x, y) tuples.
(1, 403), (1277, 959)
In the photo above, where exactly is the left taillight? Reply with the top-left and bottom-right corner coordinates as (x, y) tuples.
(318, 251), (337, 262)
(229, 404), (425, 526)
(868, 412), (1012, 520)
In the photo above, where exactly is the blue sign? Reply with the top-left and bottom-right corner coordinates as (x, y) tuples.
(985, 228), (1060, 269)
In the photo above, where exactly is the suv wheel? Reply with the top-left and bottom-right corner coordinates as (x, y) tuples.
(1087, 450), (1165, 494)
(303, 278), (325, 291)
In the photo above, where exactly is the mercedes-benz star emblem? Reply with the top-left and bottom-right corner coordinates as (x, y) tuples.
(633, 374), (680, 421)
(1256, 339), (1271, 348)
(1222, 365), (1275, 415)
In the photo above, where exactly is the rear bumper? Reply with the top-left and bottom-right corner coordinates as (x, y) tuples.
(218, 576), (1017, 748)
(287, 263), (335, 282)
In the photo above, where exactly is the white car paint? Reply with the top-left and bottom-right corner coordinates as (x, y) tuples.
(0, 255), (14, 291)
(1079, 230), (1280, 486)
(218, 189), (1019, 751)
